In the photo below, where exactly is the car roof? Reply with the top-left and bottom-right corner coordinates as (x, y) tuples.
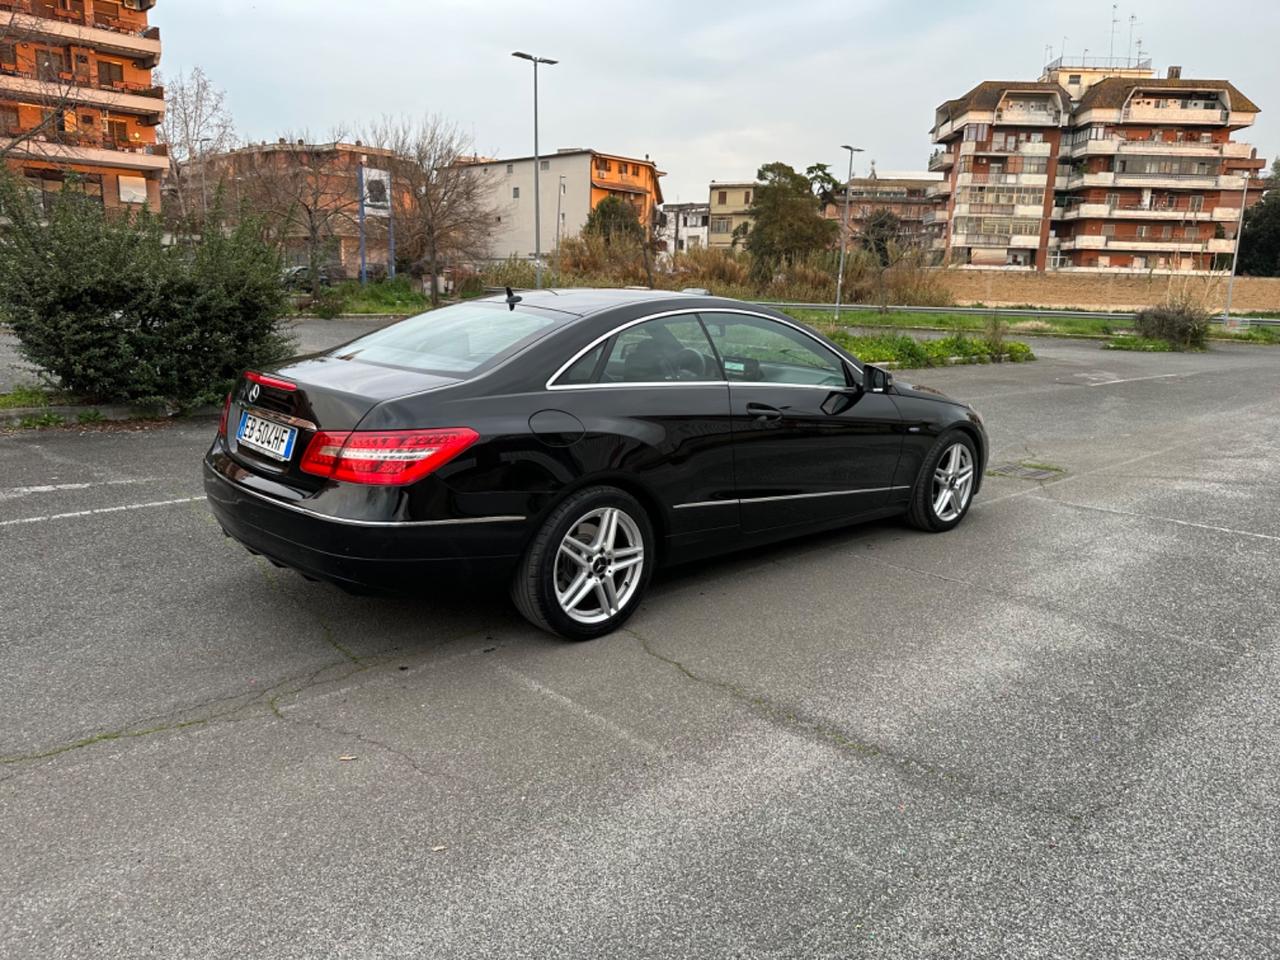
(475, 287), (705, 318)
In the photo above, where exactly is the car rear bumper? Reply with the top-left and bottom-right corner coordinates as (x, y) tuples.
(203, 461), (528, 592)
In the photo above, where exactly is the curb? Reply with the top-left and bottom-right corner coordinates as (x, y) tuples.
(0, 403), (220, 428)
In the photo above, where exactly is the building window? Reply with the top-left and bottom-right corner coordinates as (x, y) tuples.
(0, 42), (16, 66)
(743, 190), (751, 204)
(710, 216), (732, 234)
(1068, 74), (1082, 85)
(512, 186), (519, 199)
(1185, 226), (1199, 240)
(540, 160), (549, 170)
(506, 163), (513, 174)
(1189, 195), (1203, 212)
(717, 190), (727, 205)
(1135, 225), (1148, 238)
(36, 48), (67, 81)
(595, 158), (612, 173)
(0, 104), (17, 135)
(97, 60), (124, 89)
(1102, 223), (1116, 237)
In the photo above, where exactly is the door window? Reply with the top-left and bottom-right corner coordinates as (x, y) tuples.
(699, 313), (846, 387)
(598, 315), (719, 383)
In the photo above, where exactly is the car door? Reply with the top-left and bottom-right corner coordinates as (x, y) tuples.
(548, 311), (738, 545)
(698, 311), (904, 535)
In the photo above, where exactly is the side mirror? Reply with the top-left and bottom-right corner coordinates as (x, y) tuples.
(864, 364), (893, 394)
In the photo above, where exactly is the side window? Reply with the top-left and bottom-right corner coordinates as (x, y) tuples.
(557, 343), (605, 385)
(699, 313), (846, 387)
(599, 315), (720, 383)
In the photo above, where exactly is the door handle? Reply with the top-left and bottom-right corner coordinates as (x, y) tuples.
(746, 401), (784, 422)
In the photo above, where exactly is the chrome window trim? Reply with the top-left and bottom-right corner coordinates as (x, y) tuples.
(209, 470), (526, 528)
(545, 306), (861, 391)
(674, 486), (910, 509)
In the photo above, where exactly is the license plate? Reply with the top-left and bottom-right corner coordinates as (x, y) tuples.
(236, 411), (298, 462)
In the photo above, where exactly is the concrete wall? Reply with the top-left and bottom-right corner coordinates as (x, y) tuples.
(935, 269), (1280, 312)
(475, 154), (593, 262)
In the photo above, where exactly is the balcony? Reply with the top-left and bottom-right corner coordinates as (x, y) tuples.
(993, 106), (1063, 126)
(928, 150), (955, 171)
(1058, 235), (1230, 254)
(921, 209), (949, 225)
(1058, 203), (1222, 222)
(0, 70), (163, 123)
(1, 132), (168, 171)
(951, 233), (1014, 247)
(3, 7), (161, 67)
(926, 179), (952, 198)
(956, 171), (1048, 188)
(1122, 104), (1229, 125)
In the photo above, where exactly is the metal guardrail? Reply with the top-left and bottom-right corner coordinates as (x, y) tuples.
(755, 302), (1280, 326)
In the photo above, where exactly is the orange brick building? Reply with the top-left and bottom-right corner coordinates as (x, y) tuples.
(1, 0), (165, 210)
(928, 58), (1266, 274)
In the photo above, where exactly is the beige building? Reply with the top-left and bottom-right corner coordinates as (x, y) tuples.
(707, 180), (756, 248)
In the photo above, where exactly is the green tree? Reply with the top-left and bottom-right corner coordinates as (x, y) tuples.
(737, 162), (837, 278)
(584, 195), (644, 244)
(805, 162), (842, 207)
(0, 175), (290, 407)
(860, 209), (904, 267)
(1237, 191), (1280, 277)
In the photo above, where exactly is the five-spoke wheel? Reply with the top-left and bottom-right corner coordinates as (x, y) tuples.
(907, 431), (979, 532)
(512, 487), (655, 640)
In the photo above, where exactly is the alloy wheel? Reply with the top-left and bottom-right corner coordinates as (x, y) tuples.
(932, 442), (975, 522)
(554, 506), (646, 625)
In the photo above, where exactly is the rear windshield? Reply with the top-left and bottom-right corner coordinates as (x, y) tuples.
(330, 302), (564, 375)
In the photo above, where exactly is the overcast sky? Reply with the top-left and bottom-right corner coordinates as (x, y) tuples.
(155, 0), (1278, 202)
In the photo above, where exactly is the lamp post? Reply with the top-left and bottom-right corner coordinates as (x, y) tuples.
(555, 173), (565, 284)
(1222, 172), (1251, 331)
(834, 144), (864, 322)
(512, 51), (558, 289)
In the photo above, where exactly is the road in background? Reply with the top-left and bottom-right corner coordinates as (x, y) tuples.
(2, 337), (1278, 958)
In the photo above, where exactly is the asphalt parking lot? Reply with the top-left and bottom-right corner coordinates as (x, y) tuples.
(3, 334), (1279, 959)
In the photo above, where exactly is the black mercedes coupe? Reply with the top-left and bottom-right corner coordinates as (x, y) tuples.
(204, 289), (987, 640)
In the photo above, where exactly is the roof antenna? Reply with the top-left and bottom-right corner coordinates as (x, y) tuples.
(505, 286), (523, 311)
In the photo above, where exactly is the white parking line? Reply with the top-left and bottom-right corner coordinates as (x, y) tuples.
(1085, 373), (1186, 387)
(0, 497), (203, 528)
(0, 478), (161, 502)
(1039, 497), (1280, 544)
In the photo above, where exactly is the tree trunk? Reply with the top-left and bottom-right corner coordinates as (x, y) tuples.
(428, 235), (440, 308)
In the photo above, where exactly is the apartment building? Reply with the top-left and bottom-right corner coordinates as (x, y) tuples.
(1, 0), (165, 211)
(928, 58), (1265, 273)
(823, 169), (943, 246)
(707, 180), (755, 249)
(465, 148), (664, 261)
(657, 201), (709, 255)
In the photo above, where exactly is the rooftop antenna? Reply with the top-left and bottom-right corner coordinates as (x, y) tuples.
(1127, 15), (1139, 66)
(1061, 35), (1068, 64)
(1109, 3), (1119, 67)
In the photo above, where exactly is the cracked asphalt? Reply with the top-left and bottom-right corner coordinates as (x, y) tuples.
(2, 334), (1279, 959)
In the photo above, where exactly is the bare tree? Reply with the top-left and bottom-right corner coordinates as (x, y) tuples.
(156, 66), (236, 225)
(232, 132), (362, 294)
(0, 6), (112, 166)
(366, 115), (497, 305)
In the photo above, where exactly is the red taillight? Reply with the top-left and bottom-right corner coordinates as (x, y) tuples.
(300, 428), (479, 486)
(246, 371), (297, 392)
(218, 393), (231, 437)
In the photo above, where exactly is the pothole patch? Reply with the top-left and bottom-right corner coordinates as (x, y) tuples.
(987, 461), (1066, 481)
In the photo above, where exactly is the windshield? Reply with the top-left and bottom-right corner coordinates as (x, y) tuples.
(331, 302), (565, 376)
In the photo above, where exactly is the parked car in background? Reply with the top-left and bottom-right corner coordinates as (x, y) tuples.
(281, 265), (332, 289)
(204, 290), (987, 640)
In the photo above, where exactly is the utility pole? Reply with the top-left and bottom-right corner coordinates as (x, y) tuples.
(358, 156), (367, 286)
(555, 173), (565, 284)
(512, 51), (558, 289)
(1222, 172), (1251, 330)
(834, 144), (864, 323)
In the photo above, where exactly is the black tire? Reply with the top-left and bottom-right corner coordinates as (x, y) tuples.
(906, 431), (978, 532)
(511, 486), (655, 641)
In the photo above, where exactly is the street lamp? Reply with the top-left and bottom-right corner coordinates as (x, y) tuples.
(555, 173), (566, 284)
(512, 50), (558, 289)
(834, 144), (864, 323)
